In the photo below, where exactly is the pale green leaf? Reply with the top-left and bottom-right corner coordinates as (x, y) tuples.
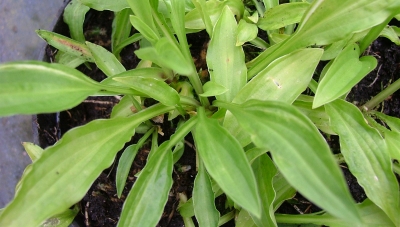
(217, 100), (361, 223)
(236, 19), (258, 46)
(294, 0), (400, 46)
(78, 0), (129, 11)
(313, 43), (377, 108)
(126, 0), (157, 34)
(224, 48), (322, 146)
(275, 199), (396, 227)
(112, 76), (180, 106)
(112, 8), (133, 54)
(373, 111), (400, 132)
(0, 118), (135, 226)
(117, 143), (173, 227)
(293, 95), (335, 135)
(258, 2), (310, 31)
(36, 30), (93, 62)
(129, 15), (159, 44)
(199, 81), (228, 97)
(0, 61), (100, 116)
(193, 161), (220, 227)
(326, 100), (400, 225)
(22, 142), (44, 162)
(207, 6), (247, 102)
(385, 131), (400, 161)
(55, 51), (86, 68)
(250, 154), (278, 227)
(272, 171), (296, 210)
(63, 0), (90, 42)
(184, 0), (224, 30)
(0, 104), (173, 227)
(193, 107), (261, 218)
(39, 206), (79, 227)
(118, 116), (197, 227)
(235, 48), (322, 104)
(379, 25), (400, 45)
(86, 42), (126, 77)
(116, 145), (139, 198)
(236, 209), (257, 227)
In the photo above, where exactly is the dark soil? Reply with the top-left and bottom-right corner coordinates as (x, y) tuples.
(36, 7), (400, 227)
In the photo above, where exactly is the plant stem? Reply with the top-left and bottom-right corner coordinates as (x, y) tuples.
(362, 78), (400, 111)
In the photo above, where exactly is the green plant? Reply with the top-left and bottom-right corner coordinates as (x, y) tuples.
(1, 0), (400, 226)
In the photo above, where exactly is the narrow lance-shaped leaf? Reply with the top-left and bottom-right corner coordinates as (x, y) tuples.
(224, 48), (323, 146)
(78, 0), (129, 11)
(193, 107), (261, 218)
(115, 145), (140, 198)
(313, 43), (377, 108)
(63, 0), (90, 42)
(36, 30), (93, 62)
(86, 42), (126, 77)
(250, 154), (278, 227)
(207, 6), (247, 102)
(257, 2), (310, 31)
(113, 76), (180, 106)
(118, 116), (197, 227)
(0, 61), (101, 117)
(326, 100), (400, 225)
(216, 100), (361, 223)
(117, 142), (173, 227)
(0, 104), (174, 227)
(112, 8), (132, 54)
(193, 160), (220, 227)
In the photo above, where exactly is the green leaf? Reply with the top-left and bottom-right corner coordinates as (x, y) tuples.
(117, 143), (173, 227)
(22, 142), (44, 162)
(373, 111), (400, 132)
(207, 6), (247, 102)
(217, 100), (361, 223)
(224, 48), (322, 146)
(116, 145), (139, 198)
(0, 119), (135, 226)
(55, 51), (86, 68)
(294, 0), (400, 46)
(86, 42), (126, 77)
(112, 8), (133, 54)
(236, 209), (257, 227)
(275, 199), (396, 227)
(250, 154), (278, 227)
(193, 107), (261, 218)
(129, 15), (159, 44)
(380, 25), (400, 45)
(36, 30), (93, 62)
(313, 43), (377, 108)
(199, 81), (228, 97)
(272, 171), (296, 210)
(112, 76), (180, 106)
(326, 100), (400, 225)
(236, 48), (322, 104)
(39, 206), (79, 227)
(236, 19), (258, 46)
(155, 38), (194, 75)
(293, 95), (335, 135)
(0, 104), (173, 227)
(78, 0), (129, 11)
(184, 0), (224, 30)
(385, 131), (400, 161)
(193, 160), (220, 227)
(118, 115), (197, 227)
(63, 0), (90, 42)
(0, 61), (100, 116)
(258, 2), (310, 31)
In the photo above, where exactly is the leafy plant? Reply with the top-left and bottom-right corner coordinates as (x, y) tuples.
(1, 0), (400, 226)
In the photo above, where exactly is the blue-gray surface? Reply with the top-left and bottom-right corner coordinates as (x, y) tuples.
(0, 0), (67, 208)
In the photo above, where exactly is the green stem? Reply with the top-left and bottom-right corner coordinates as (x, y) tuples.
(275, 213), (331, 225)
(362, 77), (400, 111)
(218, 211), (235, 226)
(252, 0), (265, 16)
